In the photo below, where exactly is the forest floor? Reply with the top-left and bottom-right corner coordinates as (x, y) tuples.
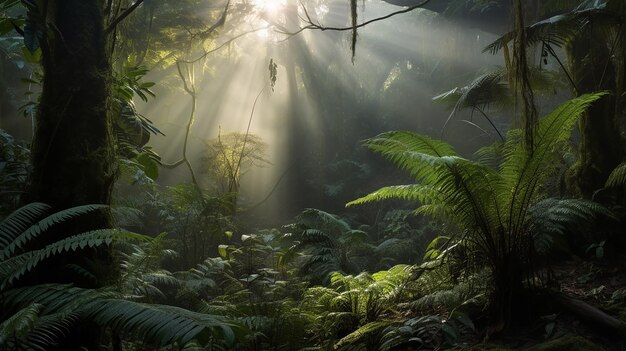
(468, 255), (626, 350)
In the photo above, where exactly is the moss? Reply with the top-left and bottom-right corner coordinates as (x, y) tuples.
(525, 336), (604, 351)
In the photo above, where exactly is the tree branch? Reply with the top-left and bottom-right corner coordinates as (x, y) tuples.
(105, 0), (145, 34)
(278, 0), (432, 36)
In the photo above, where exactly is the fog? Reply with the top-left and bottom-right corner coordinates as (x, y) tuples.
(129, 0), (511, 227)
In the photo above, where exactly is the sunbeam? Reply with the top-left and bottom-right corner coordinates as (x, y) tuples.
(138, 0), (505, 225)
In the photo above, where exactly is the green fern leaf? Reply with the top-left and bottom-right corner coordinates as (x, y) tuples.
(82, 299), (238, 346)
(334, 321), (392, 350)
(0, 303), (43, 344)
(499, 92), (605, 231)
(606, 162), (626, 187)
(0, 202), (50, 250)
(529, 198), (613, 254)
(0, 204), (109, 260)
(1, 229), (150, 289)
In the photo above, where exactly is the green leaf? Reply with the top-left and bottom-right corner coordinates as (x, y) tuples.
(136, 153), (159, 181)
(217, 245), (229, 258)
(20, 46), (41, 64)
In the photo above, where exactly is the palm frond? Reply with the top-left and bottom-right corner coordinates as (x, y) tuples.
(8, 311), (81, 351)
(2, 284), (116, 314)
(483, 12), (583, 55)
(484, 1), (618, 55)
(433, 71), (510, 113)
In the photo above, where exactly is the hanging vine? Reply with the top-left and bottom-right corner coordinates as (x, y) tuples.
(512, 0), (538, 153)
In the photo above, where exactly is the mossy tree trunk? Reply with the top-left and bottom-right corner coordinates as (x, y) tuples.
(29, 0), (115, 219)
(26, 1), (116, 349)
(567, 29), (624, 198)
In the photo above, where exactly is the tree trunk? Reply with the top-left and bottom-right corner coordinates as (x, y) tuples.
(567, 31), (623, 198)
(27, 2), (115, 348)
(29, 1), (115, 216)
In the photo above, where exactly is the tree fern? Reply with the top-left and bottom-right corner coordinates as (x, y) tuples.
(498, 93), (605, 239)
(348, 93), (608, 324)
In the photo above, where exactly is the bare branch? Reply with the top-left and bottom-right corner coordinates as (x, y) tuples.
(278, 0), (433, 37)
(181, 27), (270, 64)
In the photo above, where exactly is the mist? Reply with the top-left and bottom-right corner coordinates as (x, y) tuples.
(136, 0), (506, 227)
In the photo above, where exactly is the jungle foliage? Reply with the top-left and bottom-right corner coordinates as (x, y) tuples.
(0, 0), (625, 350)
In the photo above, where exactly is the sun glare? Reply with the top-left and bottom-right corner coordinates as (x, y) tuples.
(254, 0), (286, 18)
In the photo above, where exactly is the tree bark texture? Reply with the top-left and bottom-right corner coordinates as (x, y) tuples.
(29, 0), (116, 215)
(567, 30), (623, 198)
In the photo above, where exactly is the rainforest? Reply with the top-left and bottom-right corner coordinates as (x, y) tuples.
(0, 0), (625, 350)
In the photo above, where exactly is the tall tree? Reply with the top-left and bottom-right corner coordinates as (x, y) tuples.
(28, 1), (115, 220)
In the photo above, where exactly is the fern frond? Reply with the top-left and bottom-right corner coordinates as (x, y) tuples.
(16, 311), (80, 351)
(2, 284), (117, 314)
(299, 229), (335, 247)
(0, 203), (50, 250)
(2, 284), (239, 347)
(83, 299), (237, 346)
(296, 209), (351, 236)
(379, 315), (444, 351)
(0, 204), (109, 260)
(347, 185), (438, 207)
(334, 321), (392, 350)
(483, 12), (583, 54)
(484, 1), (617, 55)
(366, 131), (458, 165)
(606, 162), (626, 188)
(529, 198), (613, 255)
(433, 71), (510, 113)
(500, 93), (605, 230)
(142, 271), (181, 287)
(0, 303), (43, 344)
(352, 130), (504, 253)
(1, 229), (150, 289)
